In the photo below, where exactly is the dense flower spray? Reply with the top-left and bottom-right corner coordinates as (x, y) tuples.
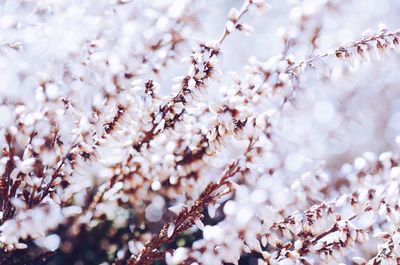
(0, 0), (400, 264)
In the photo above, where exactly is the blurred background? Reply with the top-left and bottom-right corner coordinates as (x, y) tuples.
(2, 0), (400, 264)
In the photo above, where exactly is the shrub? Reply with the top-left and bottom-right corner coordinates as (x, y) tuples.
(1, 0), (400, 264)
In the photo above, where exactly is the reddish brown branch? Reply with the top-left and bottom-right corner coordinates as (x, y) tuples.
(127, 161), (240, 265)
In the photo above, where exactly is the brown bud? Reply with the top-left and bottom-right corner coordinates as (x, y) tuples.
(335, 50), (345, 59)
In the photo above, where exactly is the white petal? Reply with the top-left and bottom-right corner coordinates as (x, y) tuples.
(195, 219), (204, 231)
(167, 224), (175, 238)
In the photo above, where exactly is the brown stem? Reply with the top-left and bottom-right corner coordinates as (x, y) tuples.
(127, 162), (240, 265)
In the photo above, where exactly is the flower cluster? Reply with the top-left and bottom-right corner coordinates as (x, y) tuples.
(1, 0), (400, 264)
